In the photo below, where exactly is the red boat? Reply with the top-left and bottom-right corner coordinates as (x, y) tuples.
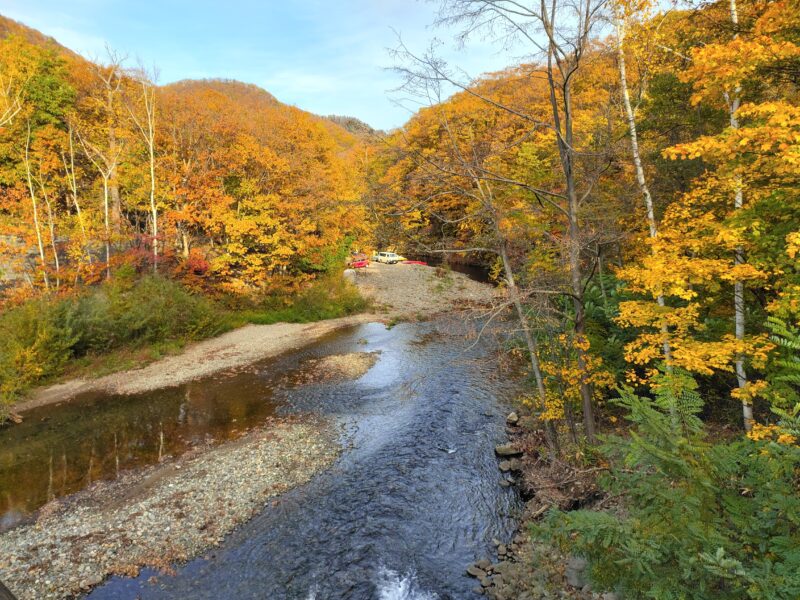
(400, 260), (428, 266)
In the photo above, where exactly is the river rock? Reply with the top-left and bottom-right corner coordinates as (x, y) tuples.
(565, 555), (589, 588)
(494, 443), (522, 457)
(498, 458), (522, 472)
(467, 565), (487, 579)
(497, 544), (507, 556)
(491, 562), (506, 573)
(506, 411), (519, 425)
(476, 559), (491, 570)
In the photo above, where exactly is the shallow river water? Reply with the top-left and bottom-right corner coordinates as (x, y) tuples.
(3, 317), (521, 599)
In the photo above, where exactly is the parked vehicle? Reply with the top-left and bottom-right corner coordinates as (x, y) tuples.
(372, 251), (406, 264)
(347, 252), (369, 268)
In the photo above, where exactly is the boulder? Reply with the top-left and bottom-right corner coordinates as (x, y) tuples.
(491, 561), (509, 574)
(467, 565), (487, 579)
(494, 443), (522, 457)
(498, 458), (522, 472)
(565, 555), (588, 588)
(506, 411), (519, 425)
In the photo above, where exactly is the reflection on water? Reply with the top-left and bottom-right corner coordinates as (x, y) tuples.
(0, 328), (354, 532)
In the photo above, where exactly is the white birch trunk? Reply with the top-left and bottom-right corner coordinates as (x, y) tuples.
(615, 14), (673, 367)
(728, 0), (751, 430)
(24, 125), (50, 290)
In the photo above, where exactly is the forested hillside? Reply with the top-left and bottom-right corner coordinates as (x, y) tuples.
(0, 16), (370, 298)
(0, 16), (373, 410)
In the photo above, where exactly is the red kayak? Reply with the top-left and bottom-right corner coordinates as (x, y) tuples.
(401, 260), (428, 266)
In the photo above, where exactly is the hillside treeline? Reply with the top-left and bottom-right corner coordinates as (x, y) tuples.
(0, 21), (370, 299)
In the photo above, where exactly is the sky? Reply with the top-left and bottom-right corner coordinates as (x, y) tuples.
(0, 0), (531, 130)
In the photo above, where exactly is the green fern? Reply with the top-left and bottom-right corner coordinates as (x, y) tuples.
(536, 372), (800, 599)
(765, 317), (800, 408)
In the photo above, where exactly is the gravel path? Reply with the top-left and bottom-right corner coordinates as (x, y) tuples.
(350, 262), (495, 316)
(0, 419), (339, 600)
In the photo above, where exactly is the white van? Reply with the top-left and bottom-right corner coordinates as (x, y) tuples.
(372, 252), (405, 264)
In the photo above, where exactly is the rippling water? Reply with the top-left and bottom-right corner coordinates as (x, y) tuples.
(3, 317), (521, 599)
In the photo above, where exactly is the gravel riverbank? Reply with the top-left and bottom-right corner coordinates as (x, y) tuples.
(0, 417), (339, 600)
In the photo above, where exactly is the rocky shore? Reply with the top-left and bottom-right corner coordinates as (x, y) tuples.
(0, 417), (339, 600)
(468, 412), (615, 600)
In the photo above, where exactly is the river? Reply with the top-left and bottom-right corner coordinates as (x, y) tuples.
(2, 317), (521, 599)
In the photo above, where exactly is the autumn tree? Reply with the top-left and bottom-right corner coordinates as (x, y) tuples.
(616, 0), (800, 428)
(386, 0), (618, 440)
(125, 66), (159, 270)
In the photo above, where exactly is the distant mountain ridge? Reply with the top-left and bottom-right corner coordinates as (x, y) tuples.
(0, 14), (377, 139)
(325, 115), (379, 137)
(0, 15), (76, 56)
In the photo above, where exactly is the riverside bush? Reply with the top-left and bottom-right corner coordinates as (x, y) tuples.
(240, 274), (369, 325)
(0, 272), (369, 416)
(536, 373), (800, 599)
(0, 274), (225, 412)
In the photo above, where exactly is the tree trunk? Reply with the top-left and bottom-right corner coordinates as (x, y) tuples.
(39, 181), (60, 289)
(102, 176), (112, 280)
(500, 244), (559, 453)
(615, 15), (673, 367)
(24, 126), (49, 290)
(106, 85), (123, 234)
(149, 139), (157, 270)
(181, 228), (190, 258)
(545, 45), (595, 441)
(63, 125), (91, 266)
(728, 0), (751, 430)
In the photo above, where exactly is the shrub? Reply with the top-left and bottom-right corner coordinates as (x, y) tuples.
(536, 373), (800, 599)
(0, 275), (226, 415)
(0, 271), (368, 418)
(0, 299), (76, 407)
(242, 273), (369, 325)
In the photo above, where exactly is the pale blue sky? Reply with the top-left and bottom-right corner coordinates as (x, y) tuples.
(0, 0), (529, 129)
